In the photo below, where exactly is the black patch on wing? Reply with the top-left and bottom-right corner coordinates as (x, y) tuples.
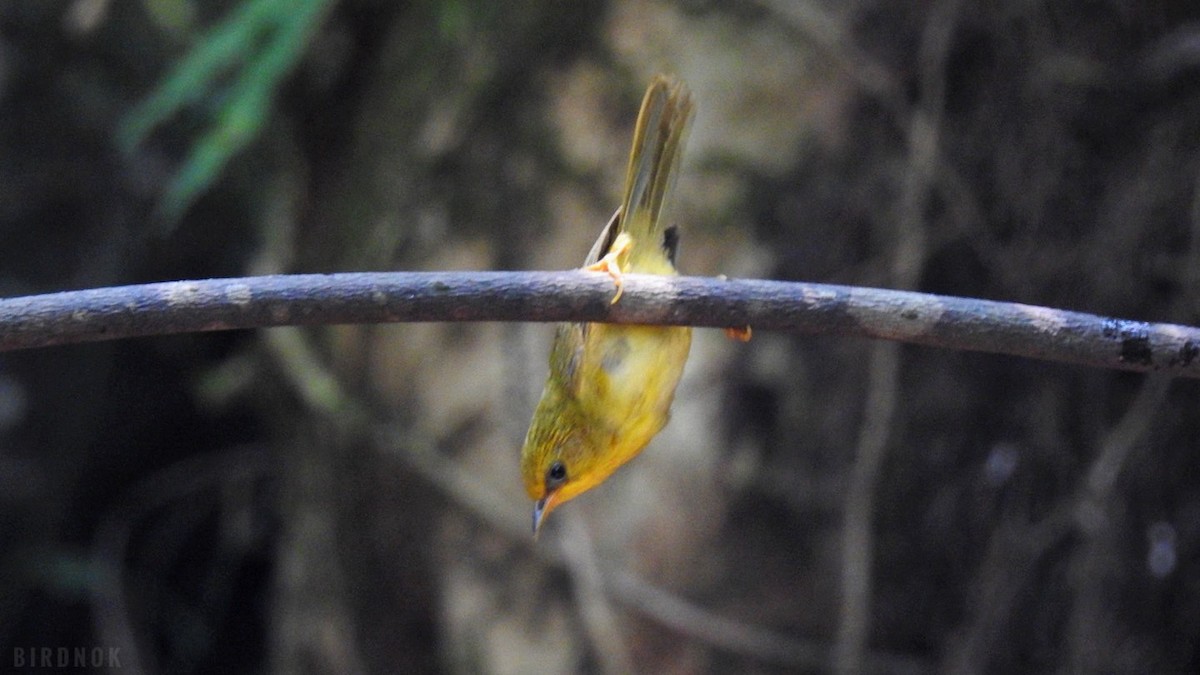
(663, 225), (679, 266)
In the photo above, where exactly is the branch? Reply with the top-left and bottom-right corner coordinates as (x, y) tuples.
(1, 271), (1198, 378)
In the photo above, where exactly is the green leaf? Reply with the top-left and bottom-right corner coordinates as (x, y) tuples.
(120, 0), (334, 228)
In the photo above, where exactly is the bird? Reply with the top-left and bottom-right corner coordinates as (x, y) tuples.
(520, 75), (694, 535)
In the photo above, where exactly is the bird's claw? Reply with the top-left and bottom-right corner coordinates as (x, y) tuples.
(585, 233), (633, 304)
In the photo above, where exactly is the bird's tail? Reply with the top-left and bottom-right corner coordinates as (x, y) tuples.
(618, 75), (694, 272)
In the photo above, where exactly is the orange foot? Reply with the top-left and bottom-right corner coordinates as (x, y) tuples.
(725, 326), (752, 342)
(585, 232), (633, 304)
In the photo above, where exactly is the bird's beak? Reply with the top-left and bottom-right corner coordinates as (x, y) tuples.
(532, 490), (560, 538)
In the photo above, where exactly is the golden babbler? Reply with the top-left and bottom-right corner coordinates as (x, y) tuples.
(521, 76), (694, 534)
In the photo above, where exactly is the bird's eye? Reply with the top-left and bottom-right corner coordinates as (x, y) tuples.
(546, 460), (568, 489)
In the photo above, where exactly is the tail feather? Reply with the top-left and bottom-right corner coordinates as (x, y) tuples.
(618, 76), (694, 269)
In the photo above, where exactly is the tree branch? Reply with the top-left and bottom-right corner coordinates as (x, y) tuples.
(1, 271), (1198, 378)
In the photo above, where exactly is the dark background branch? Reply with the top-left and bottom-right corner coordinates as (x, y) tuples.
(2, 271), (1198, 377)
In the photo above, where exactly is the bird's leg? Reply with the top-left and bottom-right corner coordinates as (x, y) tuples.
(585, 232), (633, 304)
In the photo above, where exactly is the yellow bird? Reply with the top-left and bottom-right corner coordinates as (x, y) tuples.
(521, 76), (694, 535)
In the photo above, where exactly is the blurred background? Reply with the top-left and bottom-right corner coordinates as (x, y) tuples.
(3, 1), (1200, 673)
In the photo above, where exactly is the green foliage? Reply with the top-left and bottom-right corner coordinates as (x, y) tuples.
(141, 0), (198, 35)
(119, 0), (334, 226)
